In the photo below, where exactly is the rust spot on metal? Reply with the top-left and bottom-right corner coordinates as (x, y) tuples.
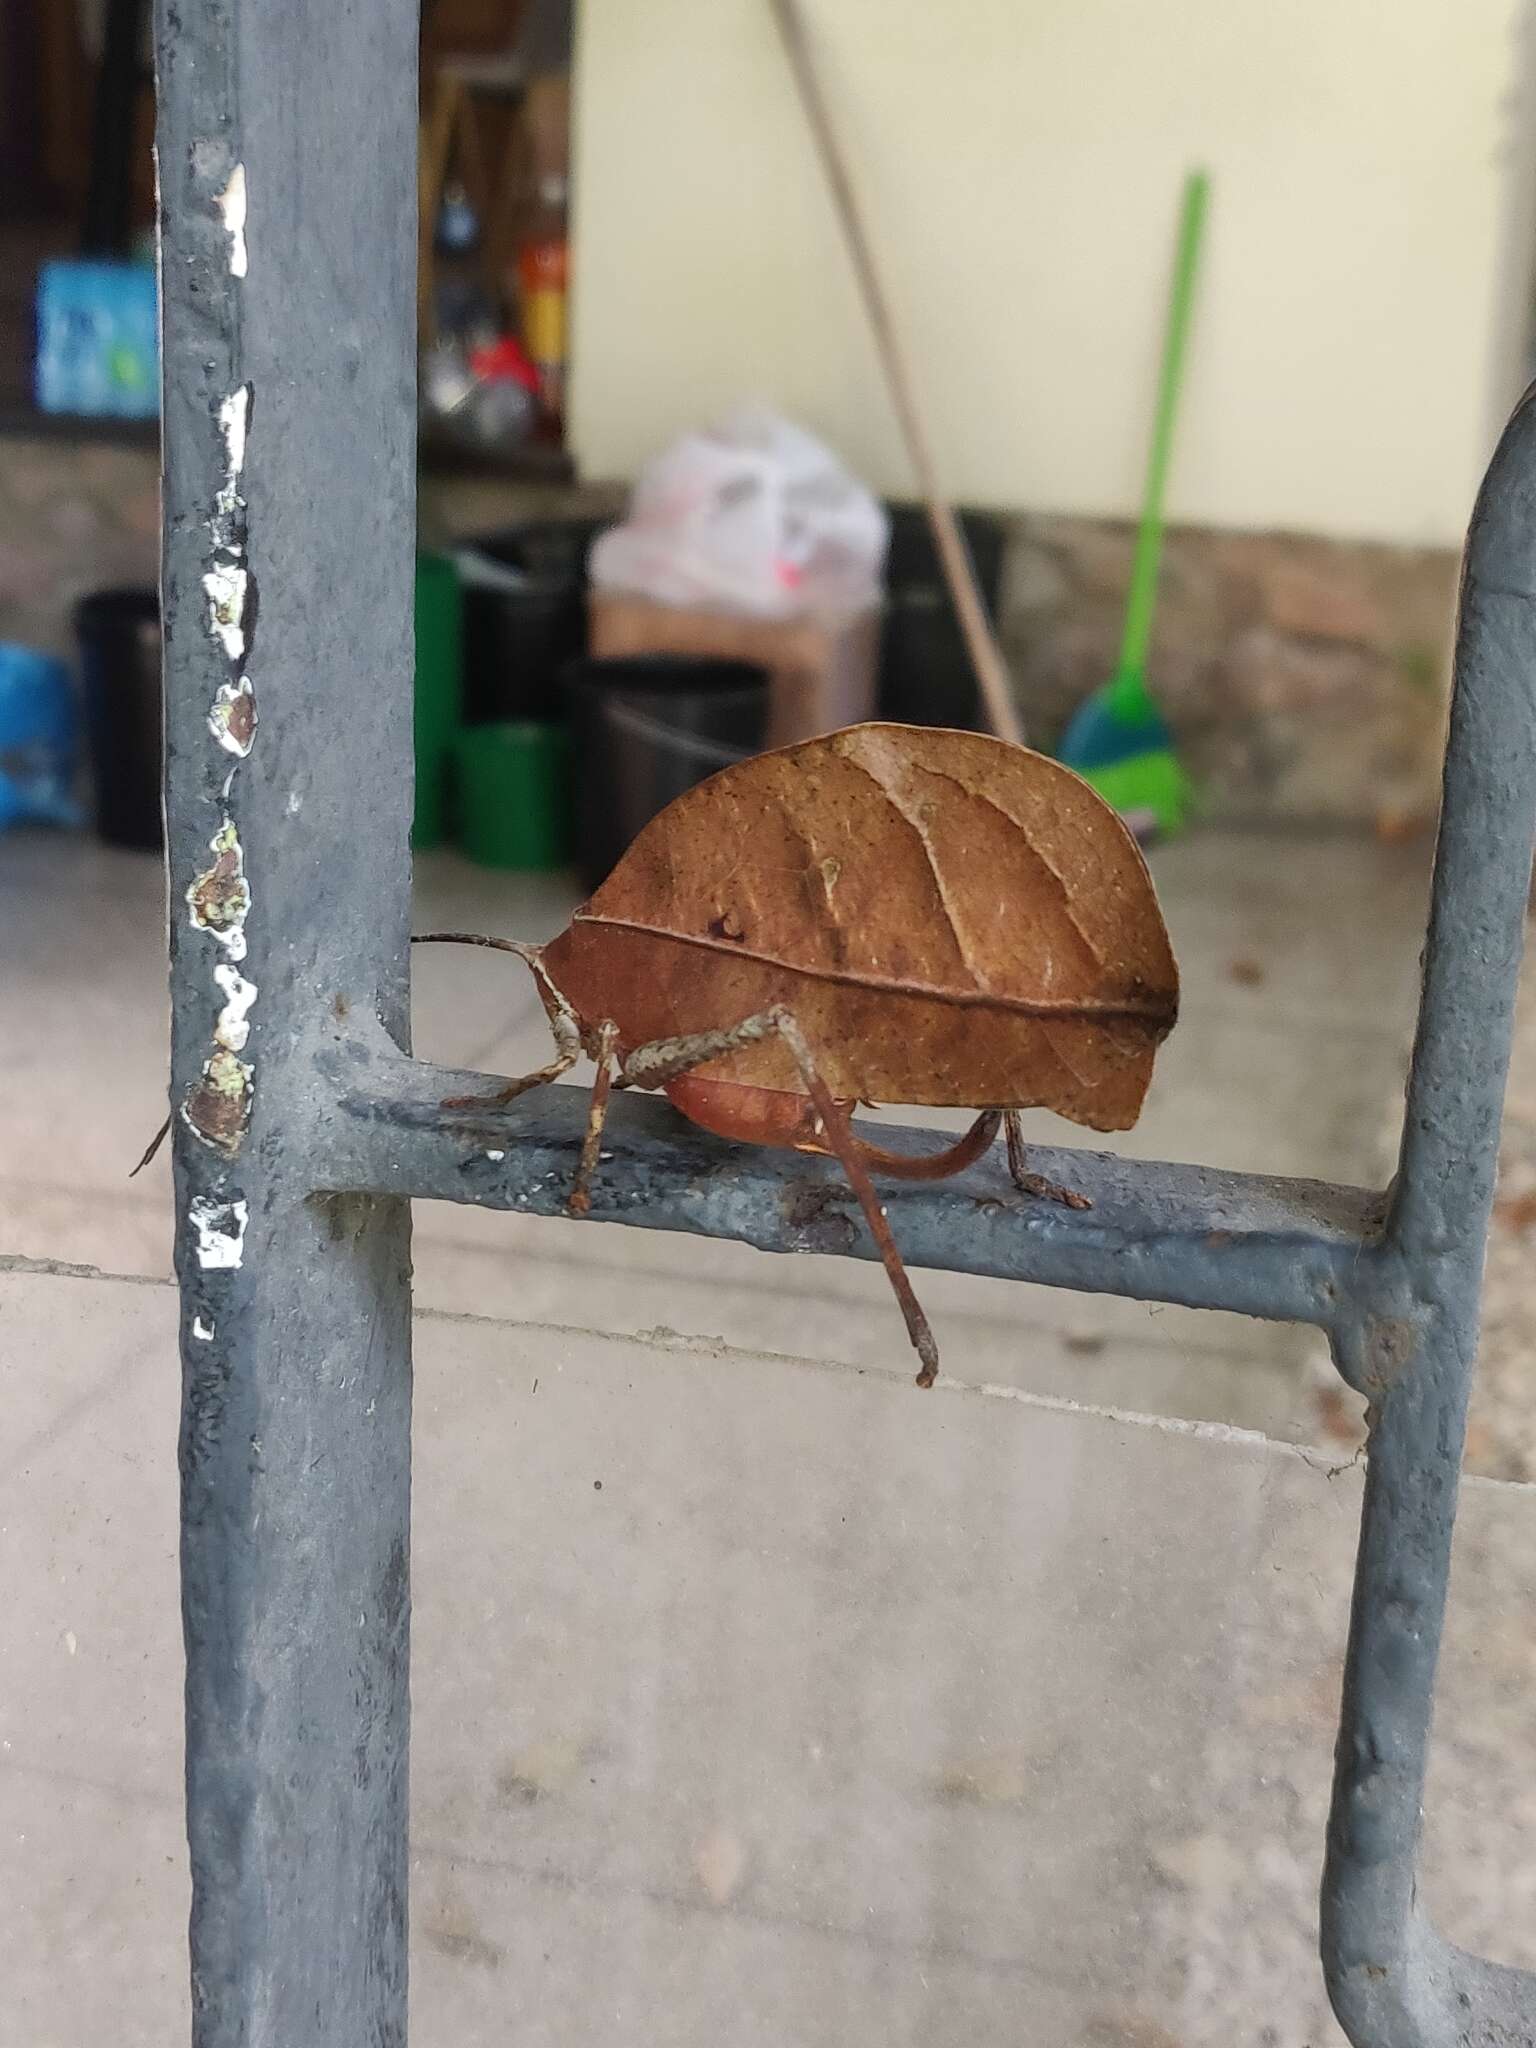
(208, 675), (257, 756)
(228, 690), (254, 749)
(181, 1047), (254, 1154)
(1361, 1314), (1417, 1392)
(783, 1177), (858, 1253)
(188, 820), (251, 948)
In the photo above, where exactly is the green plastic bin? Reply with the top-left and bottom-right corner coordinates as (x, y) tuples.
(413, 551), (462, 848)
(452, 720), (573, 870)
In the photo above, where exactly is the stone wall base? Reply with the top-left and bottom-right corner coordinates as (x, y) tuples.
(1001, 514), (1457, 827)
(0, 437), (1456, 827)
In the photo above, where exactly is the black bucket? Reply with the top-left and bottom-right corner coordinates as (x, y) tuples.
(877, 505), (1006, 731)
(564, 654), (769, 893)
(456, 520), (604, 724)
(74, 587), (162, 850)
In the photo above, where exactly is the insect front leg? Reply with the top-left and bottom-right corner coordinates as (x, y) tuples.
(441, 997), (582, 1112)
(1003, 1109), (1092, 1211)
(411, 932), (586, 1113)
(568, 1020), (620, 1217)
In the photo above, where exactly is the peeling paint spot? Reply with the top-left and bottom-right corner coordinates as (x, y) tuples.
(213, 963), (257, 1050)
(218, 162), (248, 278)
(187, 819), (251, 959)
(182, 1048), (254, 1154)
(208, 675), (256, 756)
(485, 1149), (505, 1161)
(203, 562), (248, 661)
(192, 1315), (215, 1342)
(211, 384), (251, 549)
(286, 790), (302, 815)
(218, 384), (249, 484)
(189, 1194), (248, 1270)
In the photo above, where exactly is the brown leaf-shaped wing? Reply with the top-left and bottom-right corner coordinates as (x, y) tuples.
(541, 723), (1179, 1130)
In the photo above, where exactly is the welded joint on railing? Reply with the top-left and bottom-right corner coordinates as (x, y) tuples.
(1324, 1225), (1475, 1402)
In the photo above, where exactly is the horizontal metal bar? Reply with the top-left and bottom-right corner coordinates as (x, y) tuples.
(319, 1032), (1380, 1331)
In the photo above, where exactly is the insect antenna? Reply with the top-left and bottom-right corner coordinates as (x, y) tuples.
(411, 931), (541, 962)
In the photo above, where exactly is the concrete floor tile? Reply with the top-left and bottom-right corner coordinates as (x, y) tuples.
(0, 1277), (179, 1795)
(0, 1252), (169, 1464)
(1146, 830), (1430, 1036)
(0, 1178), (173, 1280)
(409, 1217), (1298, 1433)
(0, 1768), (188, 2048)
(4, 1269), (1532, 2045)
(408, 1851), (1100, 2048)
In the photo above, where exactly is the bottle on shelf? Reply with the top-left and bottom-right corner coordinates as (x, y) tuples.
(517, 172), (569, 430)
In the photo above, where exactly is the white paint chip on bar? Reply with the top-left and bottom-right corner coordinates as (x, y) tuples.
(203, 563), (248, 661)
(213, 384), (251, 538)
(213, 963), (257, 1051)
(191, 1315), (216, 1342)
(218, 384), (249, 479)
(189, 1194), (249, 1271)
(218, 163), (248, 278)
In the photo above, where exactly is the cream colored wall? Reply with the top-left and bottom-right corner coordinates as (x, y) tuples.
(568, 0), (1535, 547)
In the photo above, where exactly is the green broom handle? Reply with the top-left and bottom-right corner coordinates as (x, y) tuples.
(1111, 168), (1209, 716)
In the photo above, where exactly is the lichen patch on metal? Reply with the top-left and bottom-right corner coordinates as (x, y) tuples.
(208, 676), (257, 756)
(182, 1047), (255, 1154)
(188, 1193), (249, 1271)
(217, 162), (248, 278)
(187, 819), (251, 960)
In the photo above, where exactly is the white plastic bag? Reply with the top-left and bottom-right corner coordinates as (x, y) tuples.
(589, 404), (888, 621)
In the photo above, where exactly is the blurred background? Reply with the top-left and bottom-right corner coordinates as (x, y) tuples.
(4, 4), (1536, 2045)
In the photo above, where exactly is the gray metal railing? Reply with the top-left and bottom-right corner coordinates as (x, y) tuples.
(157, 4), (1536, 2043)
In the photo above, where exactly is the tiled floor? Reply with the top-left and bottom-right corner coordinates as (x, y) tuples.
(10, 821), (1536, 2048)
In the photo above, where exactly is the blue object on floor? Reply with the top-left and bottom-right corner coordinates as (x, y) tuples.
(0, 643), (82, 829)
(34, 259), (159, 419)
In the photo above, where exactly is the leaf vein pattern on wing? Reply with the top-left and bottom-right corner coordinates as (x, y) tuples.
(836, 749), (984, 991)
(905, 759), (1108, 983)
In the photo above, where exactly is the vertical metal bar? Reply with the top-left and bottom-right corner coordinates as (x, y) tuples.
(1322, 386), (1536, 2045)
(156, 3), (418, 2042)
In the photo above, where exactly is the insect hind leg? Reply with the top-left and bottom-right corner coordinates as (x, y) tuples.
(1003, 1109), (1092, 1211)
(620, 1006), (940, 1388)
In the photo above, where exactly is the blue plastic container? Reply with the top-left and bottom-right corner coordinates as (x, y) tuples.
(0, 644), (81, 830)
(34, 260), (159, 420)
